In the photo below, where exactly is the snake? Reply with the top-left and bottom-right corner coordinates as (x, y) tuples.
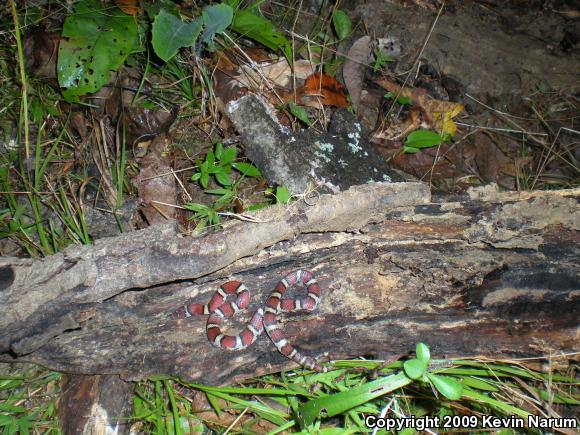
(172, 270), (328, 372)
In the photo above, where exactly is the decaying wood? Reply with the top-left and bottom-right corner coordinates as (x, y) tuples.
(57, 374), (133, 435)
(0, 182), (578, 385)
(226, 94), (403, 194)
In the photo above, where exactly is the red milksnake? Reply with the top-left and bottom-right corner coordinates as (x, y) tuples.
(172, 270), (328, 372)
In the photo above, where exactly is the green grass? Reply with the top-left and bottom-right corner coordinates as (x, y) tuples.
(0, 355), (577, 434)
(130, 355), (578, 434)
(0, 367), (61, 434)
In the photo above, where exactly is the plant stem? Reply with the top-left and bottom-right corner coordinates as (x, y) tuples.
(9, 0), (29, 159)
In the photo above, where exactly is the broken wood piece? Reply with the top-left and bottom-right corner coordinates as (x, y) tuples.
(225, 94), (403, 194)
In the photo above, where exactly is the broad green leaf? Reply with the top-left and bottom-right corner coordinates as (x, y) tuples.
(191, 173), (201, 182)
(332, 10), (351, 40)
(276, 186), (292, 203)
(403, 359), (427, 380)
(58, 0), (137, 99)
(404, 130), (443, 152)
(231, 10), (292, 61)
(152, 10), (203, 62)
(233, 162), (261, 177)
(220, 147), (237, 165)
(202, 3), (233, 46)
(298, 372), (412, 427)
(215, 142), (223, 159)
(416, 342), (430, 363)
(427, 374), (463, 400)
(288, 102), (311, 126)
(206, 149), (215, 166)
(200, 172), (209, 188)
(215, 171), (232, 186)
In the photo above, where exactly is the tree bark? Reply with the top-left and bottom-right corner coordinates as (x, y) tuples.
(0, 182), (578, 385)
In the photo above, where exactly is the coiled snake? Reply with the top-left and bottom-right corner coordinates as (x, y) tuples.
(172, 270), (328, 372)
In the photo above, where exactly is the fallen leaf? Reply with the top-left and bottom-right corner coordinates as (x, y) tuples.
(373, 77), (427, 103)
(373, 77), (463, 136)
(302, 72), (348, 107)
(239, 59), (313, 89)
(115, 0), (139, 17)
(417, 96), (463, 136)
(342, 35), (371, 111)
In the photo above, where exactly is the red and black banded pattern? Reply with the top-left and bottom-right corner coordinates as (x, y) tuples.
(172, 270), (328, 372)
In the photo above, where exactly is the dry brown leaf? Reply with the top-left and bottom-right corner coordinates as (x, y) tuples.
(302, 72), (348, 107)
(373, 77), (427, 103)
(238, 59), (314, 89)
(499, 155), (533, 178)
(115, 0), (139, 17)
(373, 77), (463, 136)
(417, 96), (463, 136)
(342, 35), (371, 110)
(133, 134), (177, 224)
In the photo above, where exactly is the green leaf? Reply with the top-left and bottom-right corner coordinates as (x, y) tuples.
(404, 130), (443, 152)
(215, 171), (232, 186)
(58, 0), (137, 99)
(183, 203), (210, 214)
(214, 142), (223, 160)
(205, 188), (231, 195)
(298, 372), (412, 427)
(231, 10), (292, 61)
(202, 3), (233, 45)
(233, 162), (261, 177)
(214, 191), (234, 207)
(427, 374), (463, 400)
(152, 10), (203, 62)
(220, 147), (237, 165)
(332, 10), (351, 40)
(403, 359), (427, 380)
(459, 377), (498, 392)
(275, 186), (292, 203)
(208, 210), (220, 225)
(287, 102), (311, 126)
(462, 387), (530, 418)
(416, 342), (430, 363)
(201, 172), (209, 188)
(206, 149), (215, 166)
(191, 173), (201, 182)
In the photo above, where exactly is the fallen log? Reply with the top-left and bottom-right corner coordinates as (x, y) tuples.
(0, 183), (578, 385)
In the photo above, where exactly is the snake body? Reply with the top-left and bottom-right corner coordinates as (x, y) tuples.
(172, 270), (327, 372)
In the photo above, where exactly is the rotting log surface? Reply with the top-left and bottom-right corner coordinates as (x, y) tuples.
(0, 183), (578, 385)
